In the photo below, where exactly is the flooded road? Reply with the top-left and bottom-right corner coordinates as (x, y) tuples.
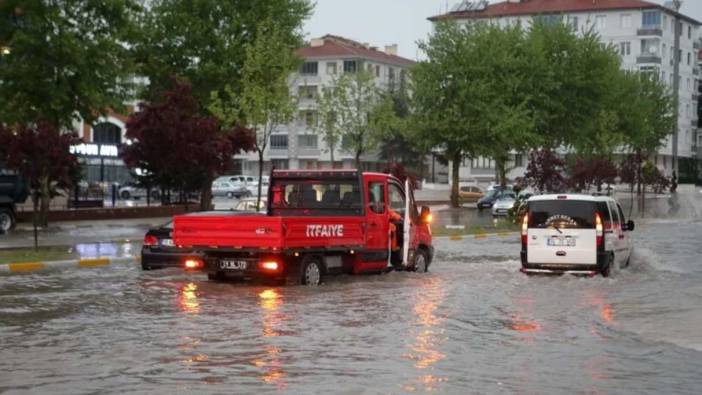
(1, 218), (702, 394)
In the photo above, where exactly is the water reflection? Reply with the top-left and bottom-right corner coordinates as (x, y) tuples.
(178, 283), (200, 314)
(75, 242), (119, 258)
(405, 277), (447, 392)
(251, 288), (287, 389)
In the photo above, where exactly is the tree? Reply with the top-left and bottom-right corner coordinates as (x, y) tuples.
(0, 0), (138, 223)
(209, 20), (299, 208)
(0, 122), (81, 246)
(121, 80), (255, 211)
(568, 156), (619, 193)
(135, 0), (311, 110)
(523, 149), (567, 193)
(316, 85), (343, 167)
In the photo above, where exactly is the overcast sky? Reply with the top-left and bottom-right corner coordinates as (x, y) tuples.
(304, 0), (702, 61)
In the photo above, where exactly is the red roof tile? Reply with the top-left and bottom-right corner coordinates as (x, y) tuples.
(295, 35), (415, 67)
(429, 0), (700, 25)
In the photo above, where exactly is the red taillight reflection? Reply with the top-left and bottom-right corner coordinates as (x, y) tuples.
(595, 213), (603, 247)
(184, 258), (204, 270)
(144, 235), (158, 246)
(521, 213), (529, 248)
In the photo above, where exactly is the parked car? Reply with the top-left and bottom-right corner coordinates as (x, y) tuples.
(173, 169), (434, 285)
(0, 169), (28, 233)
(477, 186), (514, 210)
(459, 185), (485, 203)
(234, 197), (267, 212)
(520, 194), (634, 277)
(141, 220), (192, 270)
(491, 193), (517, 216)
(119, 184), (160, 200)
(212, 181), (250, 199)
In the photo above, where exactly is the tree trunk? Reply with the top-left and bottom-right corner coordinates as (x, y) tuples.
(39, 176), (50, 227)
(199, 178), (213, 211)
(496, 158), (507, 188)
(257, 150), (265, 210)
(329, 141), (335, 169)
(355, 150), (362, 170)
(32, 191), (39, 250)
(451, 151), (461, 208)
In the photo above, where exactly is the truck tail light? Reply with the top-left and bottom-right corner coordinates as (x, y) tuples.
(184, 258), (204, 270)
(521, 212), (529, 248)
(260, 260), (280, 271)
(144, 235), (158, 246)
(595, 212), (603, 247)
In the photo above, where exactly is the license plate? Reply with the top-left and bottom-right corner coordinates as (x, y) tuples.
(548, 237), (576, 247)
(161, 238), (174, 247)
(220, 260), (248, 270)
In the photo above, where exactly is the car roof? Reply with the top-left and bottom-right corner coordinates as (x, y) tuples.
(528, 194), (616, 203)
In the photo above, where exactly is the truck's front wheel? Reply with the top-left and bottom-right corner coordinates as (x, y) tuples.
(301, 258), (323, 286)
(412, 249), (429, 273)
(0, 208), (15, 234)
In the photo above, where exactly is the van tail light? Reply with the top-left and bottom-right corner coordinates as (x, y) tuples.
(521, 213), (529, 248)
(260, 260), (280, 271)
(183, 258), (205, 270)
(595, 212), (604, 247)
(144, 234), (158, 246)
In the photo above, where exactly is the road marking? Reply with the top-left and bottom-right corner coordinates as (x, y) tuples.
(449, 235), (463, 241)
(78, 258), (111, 267)
(8, 262), (46, 273)
(497, 232), (512, 237)
(474, 234), (488, 239)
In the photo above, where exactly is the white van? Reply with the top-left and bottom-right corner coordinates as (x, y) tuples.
(520, 194), (634, 277)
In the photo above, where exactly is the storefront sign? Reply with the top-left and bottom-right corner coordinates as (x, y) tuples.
(70, 143), (119, 157)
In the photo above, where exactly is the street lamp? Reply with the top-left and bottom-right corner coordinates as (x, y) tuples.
(0, 46), (10, 56)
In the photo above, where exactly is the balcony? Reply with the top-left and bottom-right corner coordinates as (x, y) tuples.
(692, 119), (698, 127)
(637, 26), (663, 36)
(636, 56), (662, 64)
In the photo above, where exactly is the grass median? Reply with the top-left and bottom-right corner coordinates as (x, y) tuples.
(0, 247), (79, 264)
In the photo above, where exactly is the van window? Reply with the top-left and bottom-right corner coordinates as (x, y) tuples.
(389, 183), (406, 217)
(597, 202), (613, 230)
(368, 182), (385, 214)
(528, 200), (596, 229)
(608, 201), (621, 229)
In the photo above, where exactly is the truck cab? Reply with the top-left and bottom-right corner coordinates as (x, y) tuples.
(173, 170), (434, 285)
(0, 168), (29, 234)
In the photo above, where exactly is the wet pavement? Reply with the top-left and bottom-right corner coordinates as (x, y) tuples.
(1, 214), (701, 394)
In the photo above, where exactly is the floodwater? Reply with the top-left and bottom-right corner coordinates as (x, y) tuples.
(1, 197), (702, 393)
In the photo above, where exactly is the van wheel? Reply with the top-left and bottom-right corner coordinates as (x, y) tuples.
(601, 254), (613, 278)
(302, 258), (323, 286)
(412, 249), (429, 273)
(0, 208), (15, 233)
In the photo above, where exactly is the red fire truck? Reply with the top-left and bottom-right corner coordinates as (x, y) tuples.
(173, 170), (434, 285)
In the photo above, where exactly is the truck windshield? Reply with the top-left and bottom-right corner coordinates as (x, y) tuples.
(528, 200), (596, 229)
(270, 178), (363, 216)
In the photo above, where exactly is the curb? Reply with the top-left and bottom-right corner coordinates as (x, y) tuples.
(436, 232), (518, 241)
(0, 256), (139, 276)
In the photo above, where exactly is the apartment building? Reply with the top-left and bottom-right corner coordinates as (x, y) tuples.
(235, 35), (415, 174)
(429, 0), (701, 183)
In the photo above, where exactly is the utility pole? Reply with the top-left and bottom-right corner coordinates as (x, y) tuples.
(672, 0), (682, 173)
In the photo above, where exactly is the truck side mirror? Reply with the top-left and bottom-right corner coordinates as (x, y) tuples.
(625, 220), (635, 232)
(420, 206), (432, 224)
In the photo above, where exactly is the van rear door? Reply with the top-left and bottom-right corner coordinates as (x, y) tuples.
(527, 200), (597, 265)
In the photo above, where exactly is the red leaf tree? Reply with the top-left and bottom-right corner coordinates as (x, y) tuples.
(524, 149), (568, 193)
(569, 156), (618, 193)
(120, 79), (255, 210)
(0, 121), (81, 241)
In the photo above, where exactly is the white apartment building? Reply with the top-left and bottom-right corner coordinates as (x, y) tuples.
(429, 0), (701, 183)
(235, 35), (415, 174)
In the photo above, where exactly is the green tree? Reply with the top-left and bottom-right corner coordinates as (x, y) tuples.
(210, 20), (299, 208)
(0, 0), (138, 224)
(316, 85), (342, 167)
(135, 0), (311, 111)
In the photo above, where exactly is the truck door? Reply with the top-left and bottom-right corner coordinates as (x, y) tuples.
(402, 179), (416, 267)
(365, 179), (390, 266)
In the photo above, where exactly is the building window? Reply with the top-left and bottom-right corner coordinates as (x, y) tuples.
(662, 43), (667, 59)
(298, 85), (317, 99)
(326, 62), (337, 75)
(620, 14), (631, 29)
(298, 110), (317, 128)
(270, 135), (288, 150)
(92, 122), (121, 144)
(471, 157), (494, 169)
(595, 15), (606, 30)
(300, 61), (318, 75)
(663, 15), (668, 30)
(343, 60), (358, 73)
(388, 67), (395, 82)
(514, 154), (524, 167)
(271, 159), (289, 170)
(688, 52), (691, 65)
(640, 39), (659, 57)
(375, 65), (380, 77)
(642, 10), (660, 28)
(298, 134), (318, 149)
(619, 41), (631, 56)
(689, 25), (692, 39)
(568, 16), (578, 31)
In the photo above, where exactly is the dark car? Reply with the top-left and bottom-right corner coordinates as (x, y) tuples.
(477, 186), (514, 210)
(141, 220), (194, 270)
